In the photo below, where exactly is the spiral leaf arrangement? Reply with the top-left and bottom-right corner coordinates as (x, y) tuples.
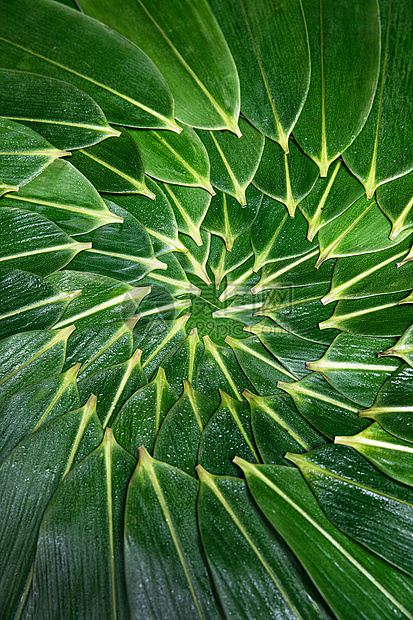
(1, 0), (413, 618)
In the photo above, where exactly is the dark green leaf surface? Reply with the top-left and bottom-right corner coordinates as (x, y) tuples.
(322, 236), (413, 304)
(0, 0), (178, 130)
(78, 349), (147, 427)
(208, 0), (310, 150)
(0, 68), (119, 149)
(250, 197), (315, 271)
(0, 326), (73, 404)
(197, 469), (333, 620)
(380, 324), (413, 367)
(0, 364), (80, 462)
(0, 118), (67, 186)
(317, 196), (411, 266)
(343, 0), (413, 197)
(289, 444), (413, 577)
(359, 365), (413, 443)
(63, 318), (137, 380)
(129, 125), (213, 193)
(198, 389), (259, 476)
(196, 118), (264, 204)
(298, 159), (364, 241)
(162, 182), (211, 246)
(294, 0), (380, 176)
(239, 459), (413, 620)
(154, 381), (216, 476)
(79, 0), (241, 133)
(253, 137), (319, 215)
(376, 169), (413, 240)
(0, 398), (103, 619)
(320, 292), (413, 336)
(112, 367), (177, 456)
(109, 180), (187, 256)
(125, 449), (221, 619)
(202, 186), (262, 250)
(48, 271), (150, 330)
(161, 328), (204, 394)
(69, 129), (154, 196)
(1, 158), (122, 235)
(245, 390), (326, 464)
(141, 253), (201, 296)
(307, 333), (400, 407)
(68, 201), (165, 284)
(27, 429), (135, 620)
(278, 372), (370, 439)
(0, 207), (90, 275)
(336, 423), (413, 487)
(0, 270), (79, 338)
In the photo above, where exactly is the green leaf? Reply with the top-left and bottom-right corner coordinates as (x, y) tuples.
(141, 253), (201, 296)
(251, 248), (331, 295)
(277, 372), (371, 439)
(124, 448), (221, 619)
(109, 180), (187, 256)
(0, 0), (178, 131)
(0, 68), (119, 149)
(319, 292), (413, 337)
(289, 444), (413, 578)
(376, 169), (413, 240)
(246, 320), (327, 380)
(67, 201), (166, 284)
(161, 328), (204, 394)
(198, 389), (259, 477)
(250, 197), (315, 271)
(294, 0), (381, 176)
(255, 283), (339, 345)
(0, 325), (74, 404)
(0, 270), (80, 338)
(161, 182), (211, 246)
(321, 236), (413, 304)
(359, 365), (413, 443)
(133, 313), (190, 377)
(196, 469), (333, 620)
(317, 195), (410, 266)
(196, 118), (264, 205)
(128, 125), (213, 193)
(225, 335), (297, 394)
(380, 323), (413, 367)
(63, 317), (137, 380)
(208, 231), (253, 289)
(176, 230), (211, 285)
(78, 349), (147, 427)
(79, 0), (241, 134)
(135, 287), (192, 326)
(0, 118), (67, 186)
(0, 158), (122, 235)
(0, 364), (80, 462)
(153, 381), (216, 477)
(342, 0), (413, 197)
(0, 207), (91, 275)
(253, 137), (319, 216)
(48, 271), (150, 330)
(298, 159), (364, 241)
(201, 185), (263, 251)
(335, 423), (413, 488)
(112, 367), (178, 456)
(208, 0), (310, 151)
(0, 396), (103, 619)
(306, 333), (400, 407)
(69, 129), (154, 197)
(245, 390), (326, 464)
(196, 336), (254, 403)
(27, 429), (135, 620)
(238, 459), (413, 620)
